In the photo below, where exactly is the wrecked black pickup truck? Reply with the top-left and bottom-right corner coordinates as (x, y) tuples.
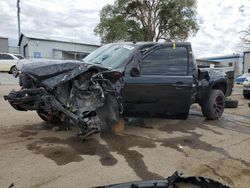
(4, 42), (234, 136)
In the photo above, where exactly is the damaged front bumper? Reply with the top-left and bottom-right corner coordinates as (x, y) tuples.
(4, 88), (45, 111)
(4, 86), (117, 137)
(4, 64), (124, 137)
(4, 88), (82, 124)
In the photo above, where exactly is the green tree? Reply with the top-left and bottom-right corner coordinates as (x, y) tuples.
(240, 26), (250, 47)
(95, 0), (199, 43)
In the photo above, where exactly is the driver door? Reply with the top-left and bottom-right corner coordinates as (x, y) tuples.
(123, 45), (194, 119)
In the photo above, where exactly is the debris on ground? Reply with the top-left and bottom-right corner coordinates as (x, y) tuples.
(96, 171), (230, 188)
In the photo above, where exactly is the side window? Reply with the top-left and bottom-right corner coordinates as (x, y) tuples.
(1, 54), (14, 60)
(15, 55), (24, 59)
(141, 46), (188, 75)
(0, 54), (3, 60)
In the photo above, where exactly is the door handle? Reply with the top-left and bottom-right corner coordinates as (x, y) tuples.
(173, 82), (184, 89)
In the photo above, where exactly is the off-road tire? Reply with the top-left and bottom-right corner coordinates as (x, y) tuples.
(201, 89), (225, 120)
(225, 98), (238, 108)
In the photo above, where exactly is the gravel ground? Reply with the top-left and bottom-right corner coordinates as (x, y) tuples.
(0, 82), (249, 188)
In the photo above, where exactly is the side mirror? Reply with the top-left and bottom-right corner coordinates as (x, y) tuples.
(128, 50), (142, 77)
(130, 67), (140, 77)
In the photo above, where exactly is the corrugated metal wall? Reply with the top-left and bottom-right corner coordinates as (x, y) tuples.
(19, 36), (98, 60)
(0, 38), (8, 52)
(244, 52), (250, 73)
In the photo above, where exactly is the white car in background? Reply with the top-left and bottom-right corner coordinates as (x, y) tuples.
(243, 76), (250, 98)
(0, 52), (24, 74)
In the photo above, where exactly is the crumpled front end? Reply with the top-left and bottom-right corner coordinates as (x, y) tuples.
(4, 62), (124, 137)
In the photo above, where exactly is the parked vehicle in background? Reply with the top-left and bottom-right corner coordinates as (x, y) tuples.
(0, 53), (24, 74)
(235, 73), (250, 84)
(14, 54), (25, 60)
(243, 77), (250, 98)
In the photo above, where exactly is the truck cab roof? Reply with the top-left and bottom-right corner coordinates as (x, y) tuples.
(111, 41), (191, 49)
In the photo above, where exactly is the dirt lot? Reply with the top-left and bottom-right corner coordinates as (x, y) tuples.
(0, 84), (250, 188)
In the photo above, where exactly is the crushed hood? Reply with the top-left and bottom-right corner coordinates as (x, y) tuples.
(21, 60), (109, 89)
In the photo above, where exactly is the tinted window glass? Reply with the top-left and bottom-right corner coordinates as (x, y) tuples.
(0, 54), (14, 60)
(141, 47), (188, 75)
(15, 55), (24, 59)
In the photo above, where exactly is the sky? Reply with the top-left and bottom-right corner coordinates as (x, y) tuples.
(0, 0), (249, 58)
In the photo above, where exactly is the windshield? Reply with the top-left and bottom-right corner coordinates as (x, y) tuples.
(83, 44), (136, 69)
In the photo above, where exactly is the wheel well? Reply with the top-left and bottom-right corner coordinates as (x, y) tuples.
(212, 82), (226, 94)
(8, 65), (16, 74)
(10, 65), (17, 71)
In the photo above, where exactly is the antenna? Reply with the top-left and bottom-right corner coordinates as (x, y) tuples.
(74, 31), (76, 60)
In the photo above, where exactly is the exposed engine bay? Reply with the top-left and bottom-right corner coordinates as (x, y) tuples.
(4, 61), (124, 137)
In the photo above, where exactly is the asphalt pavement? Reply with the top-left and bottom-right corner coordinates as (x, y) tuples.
(0, 72), (18, 85)
(0, 73), (249, 188)
(0, 84), (249, 187)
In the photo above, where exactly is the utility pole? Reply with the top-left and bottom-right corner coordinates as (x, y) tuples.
(74, 31), (76, 60)
(17, 0), (21, 40)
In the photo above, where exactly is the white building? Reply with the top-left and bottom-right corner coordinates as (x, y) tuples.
(0, 36), (8, 52)
(18, 33), (100, 60)
(243, 51), (250, 73)
(197, 54), (243, 76)
(0, 36), (20, 54)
